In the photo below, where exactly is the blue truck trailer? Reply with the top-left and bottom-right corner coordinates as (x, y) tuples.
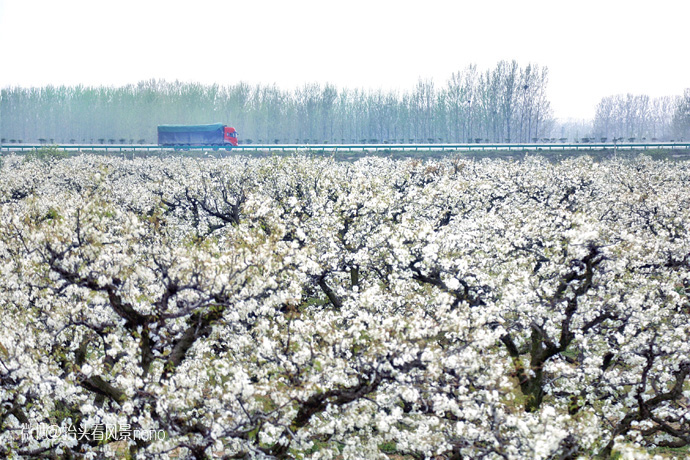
(157, 123), (238, 148)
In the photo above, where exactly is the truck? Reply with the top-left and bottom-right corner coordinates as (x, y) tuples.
(157, 123), (238, 149)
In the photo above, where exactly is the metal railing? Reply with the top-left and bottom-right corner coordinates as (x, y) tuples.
(2, 142), (689, 153)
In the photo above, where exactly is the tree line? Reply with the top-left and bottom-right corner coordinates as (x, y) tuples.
(1, 61), (687, 145)
(1, 61), (553, 145)
(592, 91), (688, 142)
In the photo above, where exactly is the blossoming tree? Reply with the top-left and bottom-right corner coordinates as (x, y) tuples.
(0, 154), (688, 459)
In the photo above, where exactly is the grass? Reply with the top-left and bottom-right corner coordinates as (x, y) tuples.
(23, 145), (71, 162)
(649, 444), (690, 458)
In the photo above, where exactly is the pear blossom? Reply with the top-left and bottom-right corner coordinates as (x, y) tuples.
(0, 154), (689, 459)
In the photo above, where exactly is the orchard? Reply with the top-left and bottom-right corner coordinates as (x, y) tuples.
(0, 153), (689, 459)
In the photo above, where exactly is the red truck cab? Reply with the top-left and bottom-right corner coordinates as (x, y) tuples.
(224, 127), (239, 146)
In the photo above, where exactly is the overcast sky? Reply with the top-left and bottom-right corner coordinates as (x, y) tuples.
(0, 0), (688, 120)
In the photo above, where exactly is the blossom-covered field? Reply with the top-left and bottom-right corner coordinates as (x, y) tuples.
(1, 154), (689, 460)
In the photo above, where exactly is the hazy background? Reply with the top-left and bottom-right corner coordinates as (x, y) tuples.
(1, 0), (688, 120)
